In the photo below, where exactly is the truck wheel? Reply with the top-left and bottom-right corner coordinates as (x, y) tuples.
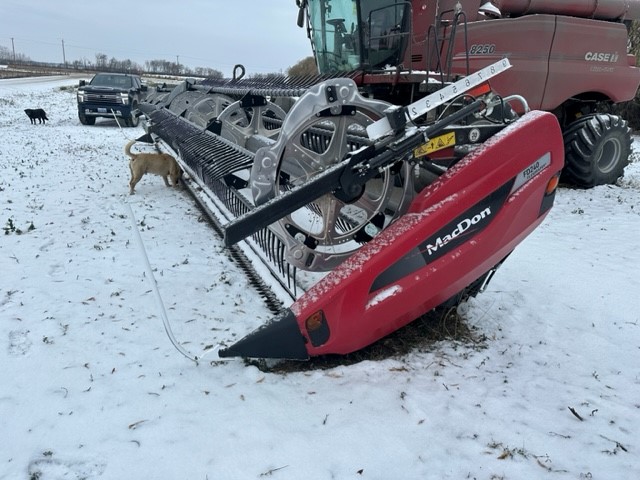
(79, 113), (95, 126)
(123, 113), (139, 127)
(125, 102), (139, 127)
(562, 114), (631, 187)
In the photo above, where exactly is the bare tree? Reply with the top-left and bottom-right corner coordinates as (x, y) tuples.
(0, 45), (10, 60)
(95, 53), (108, 68)
(287, 56), (318, 77)
(615, 21), (640, 129)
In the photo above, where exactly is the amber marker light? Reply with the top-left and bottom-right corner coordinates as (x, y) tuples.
(305, 311), (325, 331)
(546, 173), (561, 195)
(304, 310), (330, 347)
(468, 82), (492, 98)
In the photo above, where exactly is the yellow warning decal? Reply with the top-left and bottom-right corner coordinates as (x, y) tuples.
(414, 131), (456, 158)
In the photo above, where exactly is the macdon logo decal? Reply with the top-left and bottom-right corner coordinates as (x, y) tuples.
(425, 207), (492, 255)
(585, 52), (619, 63)
(369, 182), (511, 294)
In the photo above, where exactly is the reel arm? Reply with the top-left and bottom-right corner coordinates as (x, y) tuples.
(223, 98), (485, 247)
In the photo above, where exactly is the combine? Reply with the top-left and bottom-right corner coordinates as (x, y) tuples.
(136, 0), (639, 360)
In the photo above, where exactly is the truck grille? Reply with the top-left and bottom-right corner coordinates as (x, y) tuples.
(85, 93), (122, 104)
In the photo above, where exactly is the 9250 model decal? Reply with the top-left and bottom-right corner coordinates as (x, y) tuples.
(469, 44), (496, 55)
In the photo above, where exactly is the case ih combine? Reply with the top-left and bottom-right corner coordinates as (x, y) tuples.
(137, 0), (640, 360)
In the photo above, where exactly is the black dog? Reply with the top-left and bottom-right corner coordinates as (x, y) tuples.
(24, 108), (49, 125)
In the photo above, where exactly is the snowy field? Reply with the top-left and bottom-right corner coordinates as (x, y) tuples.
(1, 76), (639, 480)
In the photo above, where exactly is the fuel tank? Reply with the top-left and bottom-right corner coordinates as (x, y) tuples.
(492, 0), (640, 20)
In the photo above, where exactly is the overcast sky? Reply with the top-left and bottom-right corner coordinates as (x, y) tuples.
(0, 0), (314, 76)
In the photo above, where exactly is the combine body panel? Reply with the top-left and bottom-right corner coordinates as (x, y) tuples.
(446, 15), (638, 111)
(491, 0), (640, 19)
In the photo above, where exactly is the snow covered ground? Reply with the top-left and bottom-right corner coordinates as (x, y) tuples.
(1, 76), (639, 480)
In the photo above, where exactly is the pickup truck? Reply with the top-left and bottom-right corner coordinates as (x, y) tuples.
(77, 72), (147, 127)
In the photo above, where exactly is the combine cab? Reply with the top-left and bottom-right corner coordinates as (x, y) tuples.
(137, 4), (571, 360)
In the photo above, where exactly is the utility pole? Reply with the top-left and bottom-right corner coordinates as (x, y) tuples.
(176, 55), (180, 74)
(61, 39), (66, 66)
(11, 37), (15, 62)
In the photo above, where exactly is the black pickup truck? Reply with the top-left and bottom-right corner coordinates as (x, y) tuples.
(77, 73), (147, 126)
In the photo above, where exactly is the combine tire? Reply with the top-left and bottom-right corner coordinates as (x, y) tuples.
(562, 114), (631, 187)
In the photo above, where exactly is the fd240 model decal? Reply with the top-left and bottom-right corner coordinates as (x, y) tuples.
(510, 152), (551, 193)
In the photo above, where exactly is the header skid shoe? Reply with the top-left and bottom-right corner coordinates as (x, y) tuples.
(218, 310), (309, 360)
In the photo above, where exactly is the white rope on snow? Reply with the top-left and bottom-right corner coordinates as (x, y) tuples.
(124, 201), (222, 363)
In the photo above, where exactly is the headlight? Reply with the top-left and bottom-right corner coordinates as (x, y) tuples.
(77, 91), (85, 102)
(120, 92), (129, 104)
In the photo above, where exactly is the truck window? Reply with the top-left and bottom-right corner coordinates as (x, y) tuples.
(91, 75), (132, 88)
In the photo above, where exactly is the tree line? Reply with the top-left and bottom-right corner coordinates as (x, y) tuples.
(0, 46), (225, 78)
(0, 45), (30, 63)
(615, 21), (640, 129)
(0, 43), (319, 80)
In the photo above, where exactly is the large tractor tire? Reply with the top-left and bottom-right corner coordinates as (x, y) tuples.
(562, 113), (632, 188)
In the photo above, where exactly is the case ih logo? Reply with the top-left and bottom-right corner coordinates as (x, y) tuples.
(585, 52), (619, 62)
